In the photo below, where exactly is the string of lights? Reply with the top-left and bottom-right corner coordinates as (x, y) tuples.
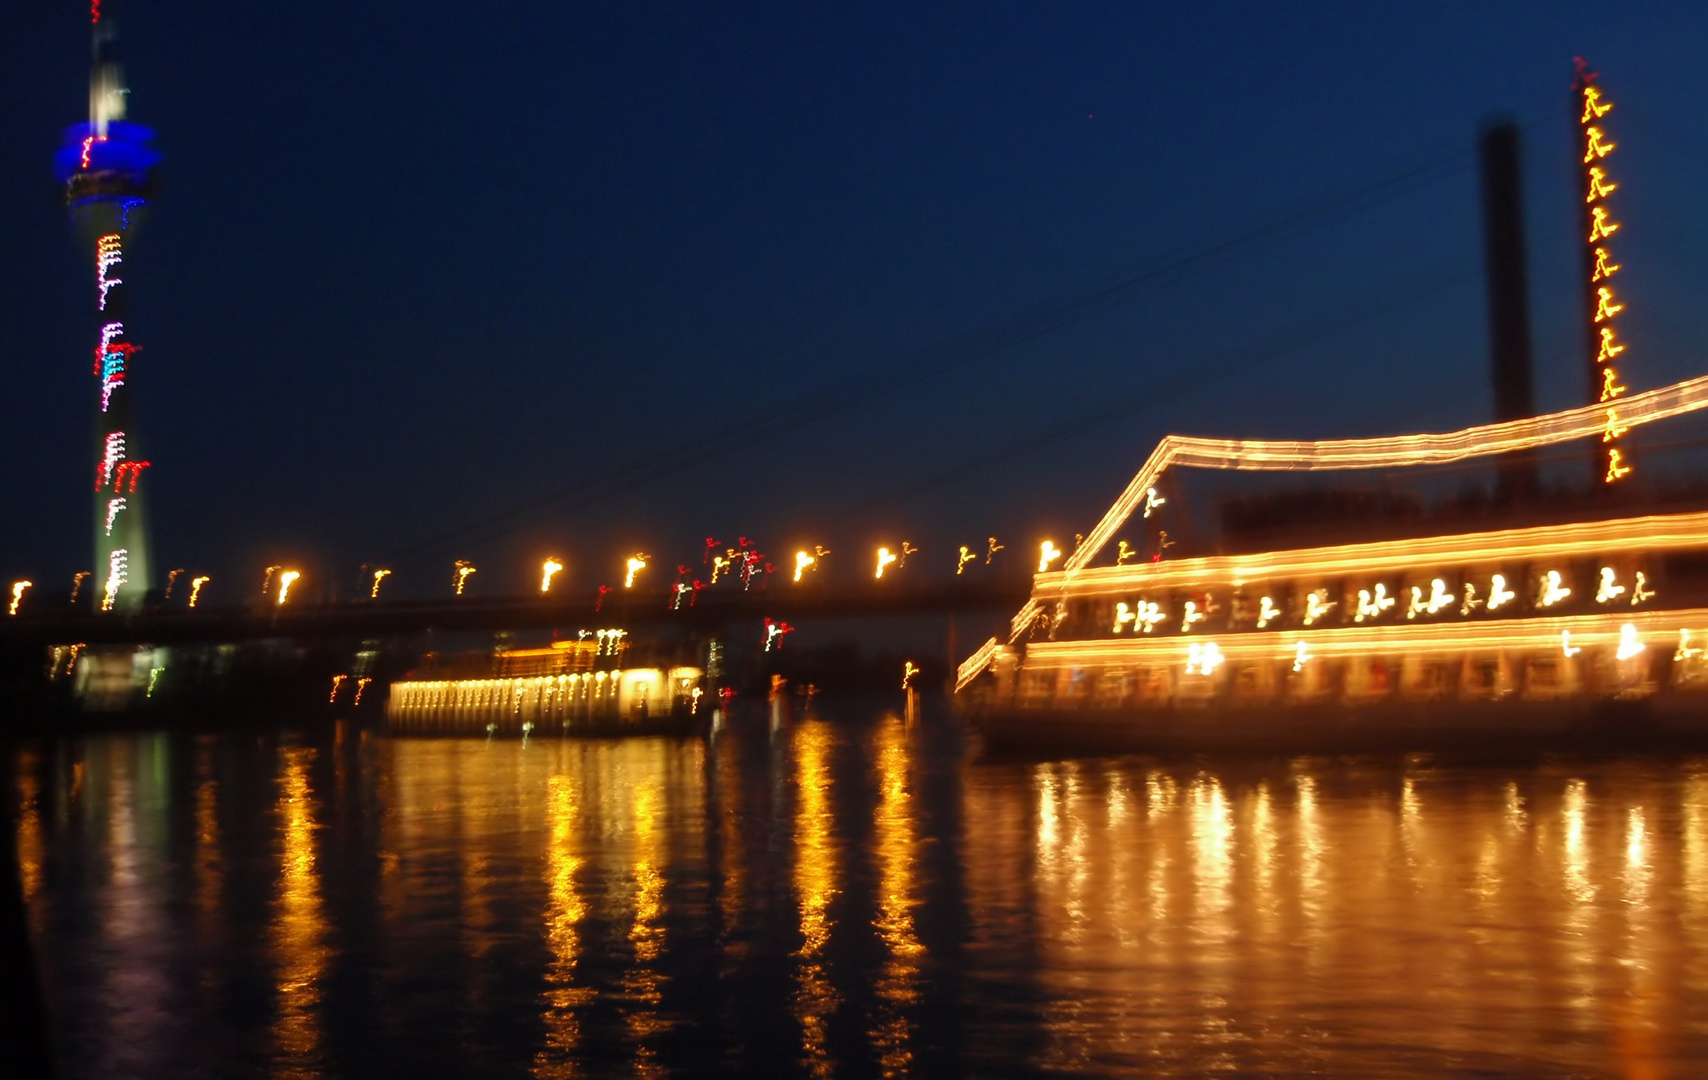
(1575, 59), (1634, 483)
(1019, 604), (1708, 672)
(1067, 371), (1708, 578)
(1046, 509), (1708, 599)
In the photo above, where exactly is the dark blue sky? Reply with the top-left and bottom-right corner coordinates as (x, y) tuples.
(5, 1), (1708, 601)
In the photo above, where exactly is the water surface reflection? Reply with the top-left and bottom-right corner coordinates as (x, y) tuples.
(13, 708), (1708, 1076)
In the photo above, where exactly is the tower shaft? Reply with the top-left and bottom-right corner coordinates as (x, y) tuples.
(56, 2), (160, 610)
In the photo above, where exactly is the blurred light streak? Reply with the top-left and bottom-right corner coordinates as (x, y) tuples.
(622, 783), (667, 1076)
(1013, 604), (1705, 671)
(956, 546), (975, 574)
(1039, 511), (1697, 601)
(792, 722), (839, 1078)
(869, 715), (923, 1073)
(270, 747), (328, 1070)
(1539, 570), (1572, 607)
(1066, 371), (1708, 575)
(1038, 540), (1062, 573)
(100, 548), (127, 611)
(875, 547), (897, 579)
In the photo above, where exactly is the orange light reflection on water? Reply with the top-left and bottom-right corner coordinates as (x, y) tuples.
(792, 721), (839, 1079)
(15, 751), (42, 902)
(533, 774), (590, 1079)
(622, 781), (668, 1079)
(959, 758), (1703, 1075)
(868, 714), (923, 1075)
(270, 746), (329, 1078)
(194, 743), (222, 928)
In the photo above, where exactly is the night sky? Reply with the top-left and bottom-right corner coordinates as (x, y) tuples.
(5, 2), (1708, 602)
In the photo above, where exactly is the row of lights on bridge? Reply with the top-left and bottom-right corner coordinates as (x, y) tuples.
(7, 531), (1100, 616)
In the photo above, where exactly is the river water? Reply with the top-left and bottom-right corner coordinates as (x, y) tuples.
(11, 698), (1708, 1077)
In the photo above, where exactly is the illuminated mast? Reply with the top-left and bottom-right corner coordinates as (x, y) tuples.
(1574, 58), (1631, 484)
(55, 1), (160, 609)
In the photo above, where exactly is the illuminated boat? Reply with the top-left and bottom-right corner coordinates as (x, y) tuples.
(386, 632), (705, 736)
(954, 374), (1708, 755)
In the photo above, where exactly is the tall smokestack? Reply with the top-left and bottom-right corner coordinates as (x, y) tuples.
(1479, 119), (1538, 498)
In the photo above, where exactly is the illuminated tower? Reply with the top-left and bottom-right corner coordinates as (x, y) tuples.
(53, 2), (160, 610)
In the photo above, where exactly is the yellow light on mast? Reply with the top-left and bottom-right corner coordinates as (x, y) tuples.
(624, 554), (648, 589)
(370, 568), (392, 599)
(541, 558), (564, 593)
(1586, 166), (1617, 201)
(875, 547), (897, 579)
(794, 550), (816, 582)
(1596, 327), (1624, 361)
(1579, 65), (1633, 484)
(1581, 85), (1611, 121)
(1583, 126), (1615, 161)
(1606, 448), (1632, 482)
(276, 570), (301, 606)
(7, 581), (30, 616)
(1601, 368), (1627, 402)
(1038, 541), (1062, 573)
(1602, 410), (1628, 442)
(1593, 286), (1623, 322)
(188, 575), (209, 608)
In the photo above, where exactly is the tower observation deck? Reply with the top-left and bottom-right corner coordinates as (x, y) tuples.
(52, 2), (160, 611)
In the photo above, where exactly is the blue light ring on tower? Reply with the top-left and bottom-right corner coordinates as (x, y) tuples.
(56, 121), (159, 203)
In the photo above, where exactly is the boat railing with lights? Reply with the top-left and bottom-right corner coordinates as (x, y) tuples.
(955, 372), (1708, 753)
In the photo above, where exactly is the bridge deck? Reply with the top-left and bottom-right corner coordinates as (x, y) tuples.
(0, 580), (1032, 646)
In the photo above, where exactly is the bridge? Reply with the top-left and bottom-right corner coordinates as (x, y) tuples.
(0, 576), (1031, 649)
